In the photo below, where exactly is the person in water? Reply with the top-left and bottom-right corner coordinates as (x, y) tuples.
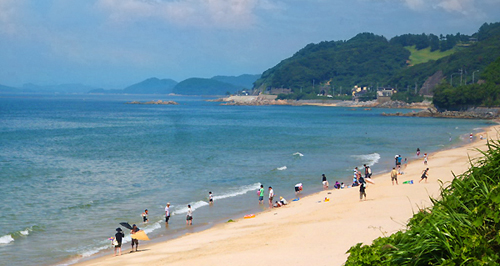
(208, 191), (214, 205)
(142, 209), (148, 223)
(131, 224), (139, 252)
(258, 185), (264, 204)
(186, 204), (193, 225)
(165, 203), (171, 225)
(114, 228), (124, 256)
(322, 174), (329, 189)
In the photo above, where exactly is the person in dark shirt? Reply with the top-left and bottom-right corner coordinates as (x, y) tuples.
(114, 228), (124, 256)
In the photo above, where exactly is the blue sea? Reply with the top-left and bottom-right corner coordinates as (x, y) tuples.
(0, 93), (493, 265)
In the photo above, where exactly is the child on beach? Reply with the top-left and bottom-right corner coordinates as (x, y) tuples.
(322, 174), (329, 189)
(391, 167), (398, 185)
(424, 153), (428, 165)
(359, 182), (367, 201)
(419, 168), (429, 183)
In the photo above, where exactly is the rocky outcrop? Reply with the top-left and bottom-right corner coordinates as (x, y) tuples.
(383, 107), (500, 119)
(217, 95), (291, 106)
(126, 100), (178, 105)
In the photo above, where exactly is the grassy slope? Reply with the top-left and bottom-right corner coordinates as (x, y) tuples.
(405, 46), (456, 65)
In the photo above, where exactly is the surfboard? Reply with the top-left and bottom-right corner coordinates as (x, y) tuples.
(365, 178), (375, 184)
(131, 230), (150, 241)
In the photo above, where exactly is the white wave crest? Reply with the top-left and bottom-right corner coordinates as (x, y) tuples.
(277, 166), (287, 171)
(213, 183), (261, 201)
(351, 153), (380, 167)
(172, 201), (209, 215)
(293, 152), (304, 157)
(0, 234), (14, 244)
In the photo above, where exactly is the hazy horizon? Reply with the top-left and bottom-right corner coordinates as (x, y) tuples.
(1, 0), (499, 89)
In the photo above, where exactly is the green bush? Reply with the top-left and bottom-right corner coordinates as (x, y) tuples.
(345, 139), (500, 265)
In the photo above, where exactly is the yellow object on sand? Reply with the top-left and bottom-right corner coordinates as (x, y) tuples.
(324, 198), (330, 202)
(131, 230), (150, 241)
(244, 214), (256, 219)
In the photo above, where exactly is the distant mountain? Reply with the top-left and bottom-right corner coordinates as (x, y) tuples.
(22, 83), (101, 93)
(211, 74), (261, 90)
(172, 78), (241, 95)
(0, 83), (18, 92)
(123, 78), (178, 94)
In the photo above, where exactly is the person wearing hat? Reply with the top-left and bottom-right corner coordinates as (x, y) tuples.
(131, 224), (139, 252)
(114, 228), (124, 256)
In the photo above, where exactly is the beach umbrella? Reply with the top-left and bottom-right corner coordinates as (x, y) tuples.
(119, 222), (133, 230)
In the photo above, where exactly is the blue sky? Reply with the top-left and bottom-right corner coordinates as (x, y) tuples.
(0, 0), (499, 89)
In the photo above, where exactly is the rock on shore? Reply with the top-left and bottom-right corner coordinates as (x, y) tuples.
(216, 95), (290, 106)
(383, 107), (500, 119)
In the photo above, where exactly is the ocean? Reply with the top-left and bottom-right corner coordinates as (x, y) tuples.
(0, 93), (492, 265)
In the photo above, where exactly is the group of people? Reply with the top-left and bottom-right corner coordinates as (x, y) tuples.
(112, 224), (140, 256)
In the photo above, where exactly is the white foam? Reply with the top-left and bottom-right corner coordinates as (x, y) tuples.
(351, 153), (380, 167)
(213, 183), (261, 201)
(172, 201), (209, 215)
(293, 152), (304, 157)
(20, 229), (30, 236)
(0, 234), (14, 244)
(277, 166), (287, 171)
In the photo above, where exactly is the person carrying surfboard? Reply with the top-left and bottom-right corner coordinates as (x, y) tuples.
(131, 224), (139, 252)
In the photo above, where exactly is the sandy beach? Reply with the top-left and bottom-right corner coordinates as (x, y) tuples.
(75, 124), (499, 266)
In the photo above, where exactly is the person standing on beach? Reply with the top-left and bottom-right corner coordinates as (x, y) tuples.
(322, 174), (329, 189)
(424, 153), (428, 165)
(259, 185), (264, 204)
(390, 167), (398, 185)
(419, 168), (429, 183)
(165, 203), (171, 225)
(186, 204), (193, 225)
(268, 186), (274, 208)
(130, 224), (139, 252)
(114, 228), (124, 256)
(416, 148), (420, 157)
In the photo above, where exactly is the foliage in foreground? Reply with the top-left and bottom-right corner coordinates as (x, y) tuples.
(345, 139), (500, 265)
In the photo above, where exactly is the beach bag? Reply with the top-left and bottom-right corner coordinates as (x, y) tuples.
(112, 239), (119, 246)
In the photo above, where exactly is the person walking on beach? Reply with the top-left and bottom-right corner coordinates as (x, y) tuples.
(390, 167), (398, 185)
(114, 228), (124, 256)
(424, 153), (428, 165)
(322, 174), (329, 189)
(364, 164), (372, 179)
(259, 185), (264, 204)
(130, 224), (139, 252)
(419, 168), (429, 183)
(186, 204), (193, 225)
(359, 181), (367, 201)
(141, 209), (148, 223)
(268, 186), (274, 208)
(165, 203), (171, 225)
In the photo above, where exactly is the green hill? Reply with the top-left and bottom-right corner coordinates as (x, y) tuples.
(172, 78), (241, 95)
(254, 32), (410, 93)
(405, 46), (456, 65)
(252, 22), (500, 99)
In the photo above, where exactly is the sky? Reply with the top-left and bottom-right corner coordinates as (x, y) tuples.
(0, 0), (499, 89)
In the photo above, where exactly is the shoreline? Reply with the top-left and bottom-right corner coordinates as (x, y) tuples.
(73, 124), (499, 266)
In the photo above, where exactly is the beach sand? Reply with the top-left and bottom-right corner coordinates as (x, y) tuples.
(75, 124), (499, 266)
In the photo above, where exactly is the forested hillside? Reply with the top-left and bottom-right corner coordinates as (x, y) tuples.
(253, 22), (500, 100)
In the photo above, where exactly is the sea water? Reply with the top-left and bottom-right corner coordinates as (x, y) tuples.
(0, 94), (493, 265)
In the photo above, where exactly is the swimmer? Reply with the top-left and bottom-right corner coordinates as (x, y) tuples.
(141, 209), (148, 223)
(208, 191), (214, 205)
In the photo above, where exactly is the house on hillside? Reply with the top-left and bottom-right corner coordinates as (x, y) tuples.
(377, 87), (395, 103)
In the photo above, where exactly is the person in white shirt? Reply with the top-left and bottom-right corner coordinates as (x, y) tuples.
(164, 203), (170, 225)
(186, 204), (193, 225)
(268, 186), (274, 208)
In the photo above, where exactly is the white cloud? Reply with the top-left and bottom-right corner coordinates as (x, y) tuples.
(96, 0), (283, 29)
(0, 0), (24, 35)
(399, 0), (486, 18)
